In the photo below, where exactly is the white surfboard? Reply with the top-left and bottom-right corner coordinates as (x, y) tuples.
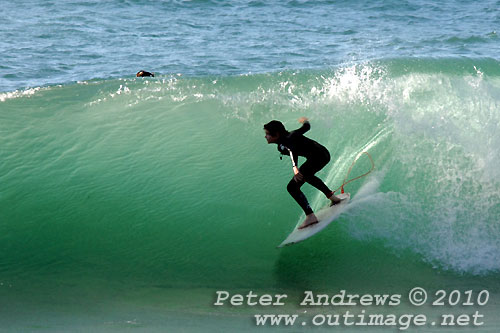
(278, 193), (350, 247)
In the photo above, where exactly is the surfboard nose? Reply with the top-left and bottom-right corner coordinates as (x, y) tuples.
(278, 193), (350, 247)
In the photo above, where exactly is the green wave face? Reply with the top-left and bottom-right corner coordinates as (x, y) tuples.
(1, 59), (500, 292)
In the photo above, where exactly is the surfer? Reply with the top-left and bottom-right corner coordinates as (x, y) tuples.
(136, 70), (154, 77)
(264, 117), (342, 229)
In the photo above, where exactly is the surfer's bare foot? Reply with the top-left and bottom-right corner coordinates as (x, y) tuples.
(298, 214), (319, 229)
(329, 194), (342, 206)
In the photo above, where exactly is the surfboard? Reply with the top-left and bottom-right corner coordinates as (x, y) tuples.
(278, 193), (350, 247)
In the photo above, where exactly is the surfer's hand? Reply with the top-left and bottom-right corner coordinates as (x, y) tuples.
(298, 116), (308, 123)
(294, 172), (304, 182)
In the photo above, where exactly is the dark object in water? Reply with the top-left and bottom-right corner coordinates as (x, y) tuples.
(136, 70), (155, 77)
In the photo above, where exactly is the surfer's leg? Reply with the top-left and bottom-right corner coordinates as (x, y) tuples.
(287, 178), (313, 215)
(299, 159), (332, 197)
(300, 157), (342, 205)
(287, 178), (320, 229)
(287, 178), (321, 228)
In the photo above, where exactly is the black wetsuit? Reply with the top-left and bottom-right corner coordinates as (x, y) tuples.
(277, 121), (332, 215)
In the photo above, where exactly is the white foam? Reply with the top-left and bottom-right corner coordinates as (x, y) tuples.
(0, 87), (42, 102)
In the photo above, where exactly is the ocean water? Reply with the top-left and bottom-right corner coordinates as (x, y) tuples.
(1, 1), (500, 332)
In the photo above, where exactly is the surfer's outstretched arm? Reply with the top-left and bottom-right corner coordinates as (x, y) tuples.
(294, 117), (310, 135)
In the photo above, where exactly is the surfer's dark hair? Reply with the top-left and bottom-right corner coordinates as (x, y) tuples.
(264, 120), (288, 137)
